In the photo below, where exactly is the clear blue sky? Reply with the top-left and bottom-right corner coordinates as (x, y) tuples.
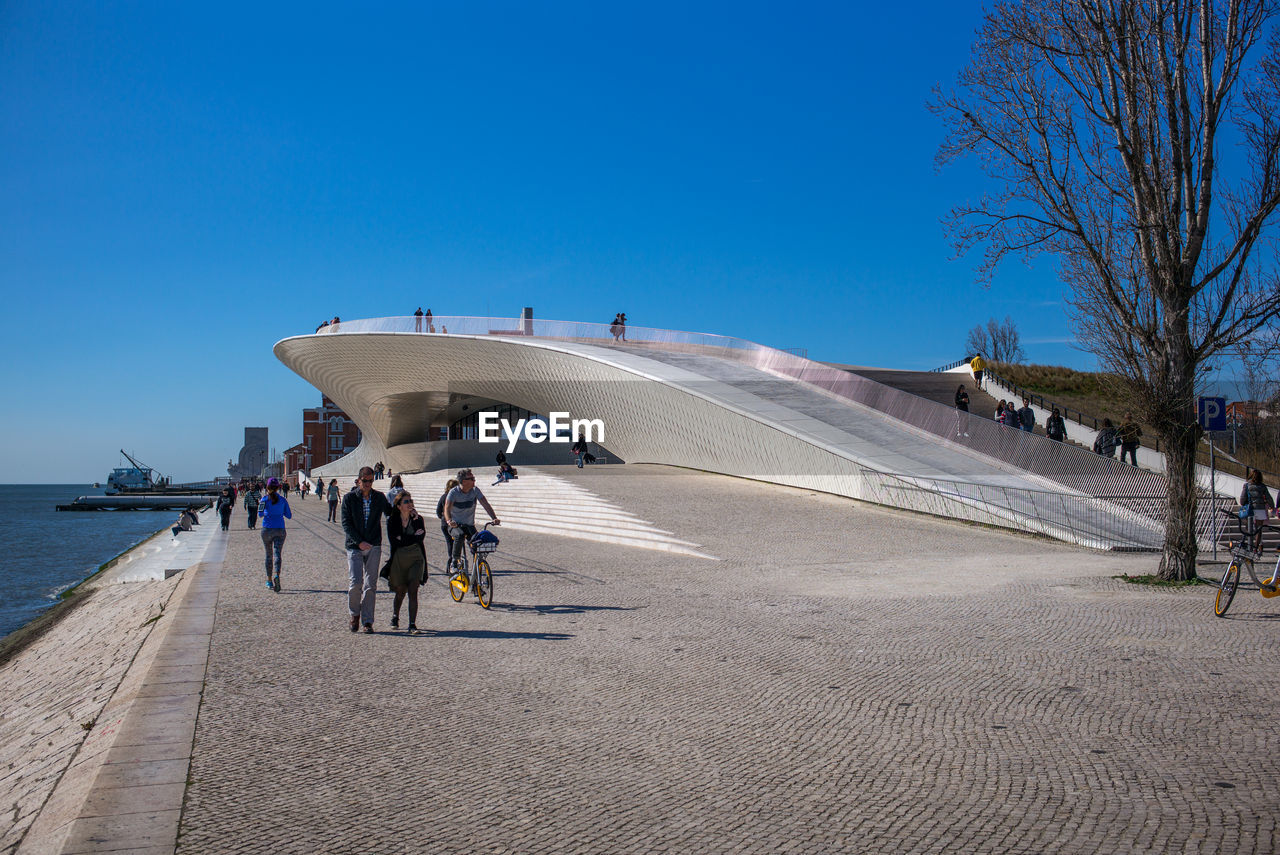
(2, 2), (1092, 483)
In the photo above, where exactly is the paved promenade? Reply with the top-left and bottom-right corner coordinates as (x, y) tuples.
(165, 466), (1276, 854)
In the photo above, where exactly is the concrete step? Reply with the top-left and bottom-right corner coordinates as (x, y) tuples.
(400, 468), (712, 557)
(495, 520), (713, 559)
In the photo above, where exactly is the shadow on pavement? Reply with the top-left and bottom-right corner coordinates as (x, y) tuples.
(498, 552), (607, 584)
(421, 629), (574, 641)
(1219, 611), (1280, 621)
(493, 603), (642, 616)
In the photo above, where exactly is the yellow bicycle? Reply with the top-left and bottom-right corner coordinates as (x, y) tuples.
(447, 521), (499, 609)
(1215, 509), (1279, 617)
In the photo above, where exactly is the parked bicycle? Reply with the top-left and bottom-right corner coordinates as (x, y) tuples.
(1214, 509), (1279, 617)
(447, 521), (500, 609)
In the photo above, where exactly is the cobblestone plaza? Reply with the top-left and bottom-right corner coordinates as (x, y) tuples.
(166, 466), (1277, 854)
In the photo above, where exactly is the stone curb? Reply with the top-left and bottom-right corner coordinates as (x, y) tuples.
(17, 554), (222, 854)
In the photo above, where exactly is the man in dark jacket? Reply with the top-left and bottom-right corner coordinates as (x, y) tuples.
(342, 466), (391, 633)
(1118, 413), (1143, 466)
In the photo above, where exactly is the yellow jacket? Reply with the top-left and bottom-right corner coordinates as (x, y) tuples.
(971, 356), (986, 372)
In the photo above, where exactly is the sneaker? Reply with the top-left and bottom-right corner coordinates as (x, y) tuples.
(349, 615), (359, 632)
(390, 615), (399, 628)
(362, 623), (373, 633)
(407, 624), (420, 635)
(265, 579), (273, 590)
(272, 576), (281, 593)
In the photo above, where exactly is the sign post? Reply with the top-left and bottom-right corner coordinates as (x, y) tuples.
(1209, 438), (1217, 560)
(1199, 396), (1227, 560)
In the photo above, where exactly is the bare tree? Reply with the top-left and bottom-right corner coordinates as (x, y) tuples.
(966, 316), (1027, 363)
(934, 1), (1280, 579)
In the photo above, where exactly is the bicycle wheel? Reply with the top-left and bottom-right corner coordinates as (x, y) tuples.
(1214, 561), (1240, 617)
(448, 555), (468, 603)
(475, 558), (493, 609)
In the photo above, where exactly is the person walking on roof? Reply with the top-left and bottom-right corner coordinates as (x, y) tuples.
(1093, 419), (1119, 457)
(954, 384), (971, 437)
(1046, 408), (1068, 442)
(1017, 398), (1036, 433)
(970, 353), (986, 389)
(1118, 414), (1143, 466)
(342, 466), (391, 633)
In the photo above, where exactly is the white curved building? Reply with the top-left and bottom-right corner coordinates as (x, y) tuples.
(274, 316), (1167, 550)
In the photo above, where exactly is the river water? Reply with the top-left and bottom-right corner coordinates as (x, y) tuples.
(0, 485), (174, 639)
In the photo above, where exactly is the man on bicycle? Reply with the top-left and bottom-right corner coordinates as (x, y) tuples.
(443, 469), (500, 568)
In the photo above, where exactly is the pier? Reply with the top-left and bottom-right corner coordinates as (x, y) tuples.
(56, 495), (215, 512)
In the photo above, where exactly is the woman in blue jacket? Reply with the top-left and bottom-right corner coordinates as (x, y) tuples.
(258, 477), (292, 592)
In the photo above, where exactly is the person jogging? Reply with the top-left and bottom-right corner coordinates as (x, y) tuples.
(258, 477), (291, 592)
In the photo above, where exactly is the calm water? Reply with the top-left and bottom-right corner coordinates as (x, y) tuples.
(0, 485), (174, 639)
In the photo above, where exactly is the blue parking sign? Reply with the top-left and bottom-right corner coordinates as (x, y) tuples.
(1198, 396), (1226, 431)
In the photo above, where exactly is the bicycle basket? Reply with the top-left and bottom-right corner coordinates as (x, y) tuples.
(470, 529), (499, 553)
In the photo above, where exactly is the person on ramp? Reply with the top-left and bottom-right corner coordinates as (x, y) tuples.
(443, 469), (500, 570)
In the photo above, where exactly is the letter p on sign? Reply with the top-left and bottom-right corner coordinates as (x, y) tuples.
(1198, 397), (1226, 431)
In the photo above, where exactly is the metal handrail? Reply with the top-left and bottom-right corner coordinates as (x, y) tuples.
(982, 367), (1280, 484)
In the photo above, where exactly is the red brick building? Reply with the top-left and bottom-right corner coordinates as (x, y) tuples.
(284, 443), (308, 477)
(1227, 401), (1263, 423)
(288, 396), (362, 475)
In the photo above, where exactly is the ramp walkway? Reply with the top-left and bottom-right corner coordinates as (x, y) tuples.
(541, 342), (1162, 550)
(837, 366), (1003, 419)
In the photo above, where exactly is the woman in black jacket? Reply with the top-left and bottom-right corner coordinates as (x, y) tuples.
(1046, 408), (1068, 442)
(386, 492), (427, 634)
(1240, 470), (1276, 552)
(216, 488), (234, 531)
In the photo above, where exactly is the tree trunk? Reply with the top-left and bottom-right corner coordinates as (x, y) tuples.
(1159, 424), (1200, 580)
(1157, 326), (1201, 581)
